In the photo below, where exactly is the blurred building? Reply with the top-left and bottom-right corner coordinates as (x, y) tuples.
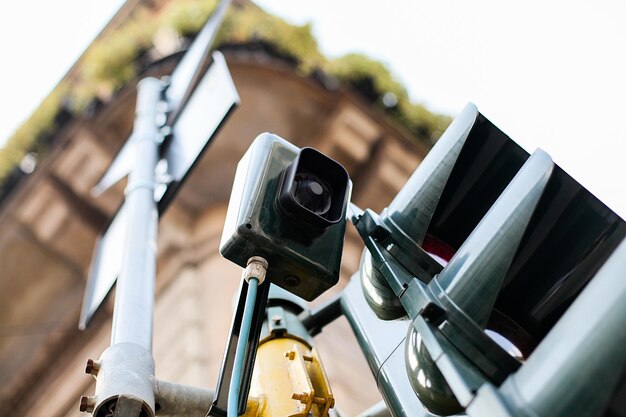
(0, 1), (440, 416)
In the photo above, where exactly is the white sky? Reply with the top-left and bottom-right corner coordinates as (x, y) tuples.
(1, 0), (625, 217)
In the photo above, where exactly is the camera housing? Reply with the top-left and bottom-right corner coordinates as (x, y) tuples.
(220, 133), (351, 300)
(278, 147), (349, 233)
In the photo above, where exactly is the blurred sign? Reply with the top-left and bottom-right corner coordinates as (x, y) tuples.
(79, 52), (239, 328)
(160, 51), (239, 210)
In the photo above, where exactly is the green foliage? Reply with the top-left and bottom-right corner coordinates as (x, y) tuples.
(327, 53), (450, 142)
(0, 0), (221, 185)
(0, 84), (68, 181)
(75, 0), (218, 105)
(0, 0), (450, 186)
(215, 6), (451, 142)
(397, 101), (452, 143)
(327, 54), (408, 100)
(164, 0), (218, 36)
(80, 29), (142, 96)
(215, 4), (324, 72)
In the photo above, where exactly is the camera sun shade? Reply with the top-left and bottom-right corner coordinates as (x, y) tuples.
(278, 148), (349, 232)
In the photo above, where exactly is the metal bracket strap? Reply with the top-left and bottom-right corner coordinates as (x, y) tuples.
(352, 208), (443, 284)
(208, 279), (270, 416)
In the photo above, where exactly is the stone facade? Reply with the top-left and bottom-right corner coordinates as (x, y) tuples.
(0, 12), (430, 417)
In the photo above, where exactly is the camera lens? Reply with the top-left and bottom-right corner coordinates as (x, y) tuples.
(278, 146), (349, 232)
(294, 174), (331, 216)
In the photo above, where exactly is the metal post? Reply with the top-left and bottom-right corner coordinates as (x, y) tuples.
(90, 77), (163, 417)
(154, 380), (214, 417)
(111, 77), (161, 349)
(340, 277), (426, 417)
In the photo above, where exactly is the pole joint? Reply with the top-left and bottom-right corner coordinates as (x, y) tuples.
(244, 256), (268, 285)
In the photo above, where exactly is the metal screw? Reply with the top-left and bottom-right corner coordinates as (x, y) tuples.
(292, 393), (309, 403)
(272, 315), (282, 325)
(284, 275), (300, 287)
(79, 396), (95, 413)
(85, 358), (100, 376)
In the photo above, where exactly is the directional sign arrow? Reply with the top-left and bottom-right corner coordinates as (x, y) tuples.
(91, 0), (231, 197)
(79, 203), (127, 330)
(80, 0), (236, 329)
(165, 0), (231, 118)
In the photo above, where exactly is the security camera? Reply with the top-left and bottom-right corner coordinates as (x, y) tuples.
(220, 133), (351, 300)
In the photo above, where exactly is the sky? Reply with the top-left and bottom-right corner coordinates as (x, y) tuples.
(1, 0), (625, 217)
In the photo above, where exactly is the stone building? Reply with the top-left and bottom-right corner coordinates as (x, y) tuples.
(0, 1), (440, 416)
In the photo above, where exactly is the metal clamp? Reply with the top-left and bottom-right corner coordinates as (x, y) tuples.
(244, 257), (268, 285)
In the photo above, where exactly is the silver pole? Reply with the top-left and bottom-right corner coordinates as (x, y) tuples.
(154, 380), (214, 417)
(111, 77), (161, 348)
(88, 77), (162, 417)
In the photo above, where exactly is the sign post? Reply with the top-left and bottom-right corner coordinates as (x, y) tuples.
(79, 1), (238, 330)
(82, 77), (162, 417)
(78, 1), (238, 416)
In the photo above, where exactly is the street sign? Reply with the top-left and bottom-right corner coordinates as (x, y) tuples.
(90, 137), (136, 197)
(79, 0), (237, 330)
(79, 204), (127, 330)
(91, 0), (232, 197)
(159, 51), (239, 210)
(79, 52), (239, 329)
(166, 0), (231, 116)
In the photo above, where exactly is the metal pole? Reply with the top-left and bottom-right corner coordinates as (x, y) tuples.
(340, 277), (427, 417)
(111, 77), (161, 349)
(87, 77), (163, 417)
(154, 380), (214, 417)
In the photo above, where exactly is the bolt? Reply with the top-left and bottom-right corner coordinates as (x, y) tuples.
(79, 396), (96, 413)
(285, 351), (296, 360)
(271, 315), (282, 325)
(85, 358), (100, 376)
(160, 125), (173, 137)
(284, 275), (300, 287)
(292, 393), (309, 403)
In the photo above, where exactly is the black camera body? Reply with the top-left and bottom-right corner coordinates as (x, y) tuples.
(220, 133), (351, 300)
